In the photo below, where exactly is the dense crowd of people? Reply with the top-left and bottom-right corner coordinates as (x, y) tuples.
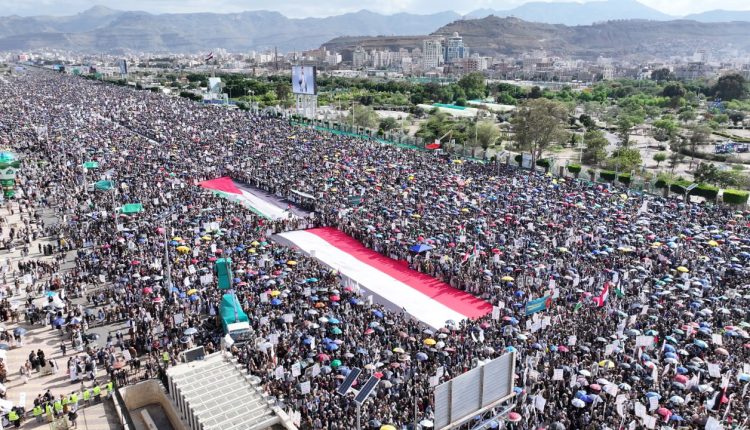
(0, 69), (748, 429)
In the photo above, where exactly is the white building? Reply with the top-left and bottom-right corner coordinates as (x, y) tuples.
(353, 46), (368, 69)
(422, 39), (443, 70)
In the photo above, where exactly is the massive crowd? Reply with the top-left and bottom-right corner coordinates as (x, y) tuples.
(0, 69), (748, 429)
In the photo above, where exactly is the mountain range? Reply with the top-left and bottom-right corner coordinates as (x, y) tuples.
(1, 1), (750, 53)
(324, 16), (750, 60)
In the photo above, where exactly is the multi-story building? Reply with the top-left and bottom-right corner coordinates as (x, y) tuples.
(422, 39), (443, 70)
(325, 52), (342, 66)
(444, 32), (468, 64)
(352, 46), (368, 69)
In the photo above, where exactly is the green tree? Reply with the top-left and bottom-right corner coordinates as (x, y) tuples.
(416, 112), (457, 143)
(528, 86), (543, 99)
(652, 117), (678, 142)
(579, 114), (596, 129)
(457, 72), (486, 100)
(275, 82), (290, 103)
(606, 148), (643, 172)
(712, 73), (748, 101)
(359, 95), (374, 106)
(668, 136), (686, 174)
(471, 121), (502, 150)
(678, 108), (696, 123)
(349, 105), (379, 129)
(688, 125), (711, 168)
(728, 111), (745, 126)
(651, 68), (675, 82)
(582, 130), (609, 165)
(378, 117), (399, 133)
(694, 162), (720, 184)
(512, 99), (569, 164)
(616, 116), (636, 147)
(662, 83), (685, 108)
(662, 83), (685, 98)
(653, 152), (667, 168)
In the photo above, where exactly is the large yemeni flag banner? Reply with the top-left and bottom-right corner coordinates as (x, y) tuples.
(199, 177), (290, 220)
(278, 227), (493, 328)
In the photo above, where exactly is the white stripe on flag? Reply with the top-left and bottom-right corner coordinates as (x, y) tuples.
(279, 230), (467, 328)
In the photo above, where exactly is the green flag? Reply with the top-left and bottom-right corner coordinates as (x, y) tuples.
(119, 203), (143, 214)
(615, 288), (624, 298)
(94, 180), (113, 191)
(83, 161), (99, 169)
(574, 302), (583, 312)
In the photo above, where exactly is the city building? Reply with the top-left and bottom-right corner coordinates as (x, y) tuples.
(352, 46), (367, 69)
(422, 39), (443, 70)
(444, 32), (468, 64)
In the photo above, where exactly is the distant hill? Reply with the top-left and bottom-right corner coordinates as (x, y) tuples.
(0, 7), (461, 53)
(466, 0), (674, 25)
(684, 10), (750, 23)
(325, 16), (750, 60)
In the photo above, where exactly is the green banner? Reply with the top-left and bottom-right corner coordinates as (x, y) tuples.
(119, 203), (143, 214)
(94, 180), (113, 191)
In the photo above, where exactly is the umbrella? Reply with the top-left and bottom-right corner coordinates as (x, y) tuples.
(423, 338), (436, 346)
(331, 359), (342, 368)
(572, 398), (586, 408)
(184, 327), (198, 335)
(694, 339), (708, 349)
(507, 412), (521, 423)
(657, 407), (672, 418)
(409, 244), (433, 253)
(380, 426), (397, 430)
(419, 419), (434, 428)
(13, 327), (26, 336)
(187, 289), (198, 296)
(598, 360), (615, 369)
(677, 266), (689, 273)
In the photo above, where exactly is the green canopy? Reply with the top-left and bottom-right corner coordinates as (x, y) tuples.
(83, 161), (99, 169)
(119, 203), (143, 214)
(94, 180), (113, 191)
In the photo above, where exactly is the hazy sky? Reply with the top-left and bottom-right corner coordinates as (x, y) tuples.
(2, 0), (750, 18)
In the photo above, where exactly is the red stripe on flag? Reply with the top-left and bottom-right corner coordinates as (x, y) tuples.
(307, 227), (492, 319)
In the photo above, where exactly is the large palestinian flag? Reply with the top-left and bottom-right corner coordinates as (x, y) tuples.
(199, 177), (289, 220)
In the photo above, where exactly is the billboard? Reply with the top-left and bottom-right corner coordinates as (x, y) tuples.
(117, 59), (128, 75)
(208, 77), (222, 95)
(434, 352), (515, 430)
(292, 66), (316, 95)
